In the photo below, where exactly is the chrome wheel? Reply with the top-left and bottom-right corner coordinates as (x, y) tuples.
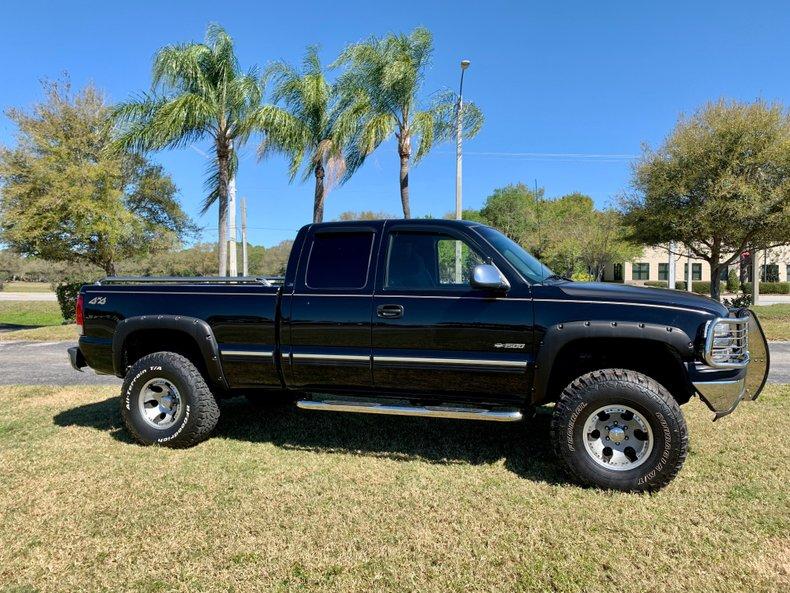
(138, 378), (183, 430)
(582, 405), (653, 471)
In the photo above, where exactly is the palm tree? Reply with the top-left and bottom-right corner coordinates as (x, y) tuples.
(334, 27), (483, 218)
(257, 47), (352, 223)
(113, 24), (263, 275)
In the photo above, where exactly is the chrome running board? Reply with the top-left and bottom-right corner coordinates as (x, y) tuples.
(296, 399), (523, 422)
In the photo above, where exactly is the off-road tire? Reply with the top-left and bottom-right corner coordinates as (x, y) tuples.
(121, 352), (220, 448)
(551, 368), (688, 492)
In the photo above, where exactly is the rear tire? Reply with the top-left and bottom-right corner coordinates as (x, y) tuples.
(121, 352), (220, 448)
(551, 368), (688, 492)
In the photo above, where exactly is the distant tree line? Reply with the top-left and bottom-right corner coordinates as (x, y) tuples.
(0, 240), (292, 284)
(460, 184), (641, 281)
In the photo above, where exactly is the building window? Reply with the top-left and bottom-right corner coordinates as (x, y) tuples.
(658, 263), (668, 281)
(632, 263), (650, 281)
(761, 264), (779, 282)
(684, 263), (702, 281)
(613, 263), (623, 282)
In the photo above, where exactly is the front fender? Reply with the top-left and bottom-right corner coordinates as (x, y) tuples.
(532, 320), (695, 403)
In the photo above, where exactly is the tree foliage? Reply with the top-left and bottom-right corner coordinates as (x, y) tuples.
(335, 210), (396, 221)
(474, 184), (640, 280)
(622, 99), (790, 300)
(334, 27), (484, 218)
(257, 47), (356, 223)
(113, 23), (264, 275)
(0, 81), (193, 276)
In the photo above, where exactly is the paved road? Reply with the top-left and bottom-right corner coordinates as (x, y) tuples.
(0, 292), (57, 301)
(0, 340), (788, 387)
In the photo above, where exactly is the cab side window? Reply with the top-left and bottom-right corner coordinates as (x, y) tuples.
(306, 231), (374, 289)
(384, 231), (484, 290)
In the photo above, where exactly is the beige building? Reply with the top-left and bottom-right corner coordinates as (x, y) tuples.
(602, 244), (790, 285)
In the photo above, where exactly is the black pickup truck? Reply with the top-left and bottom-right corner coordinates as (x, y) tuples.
(70, 219), (769, 491)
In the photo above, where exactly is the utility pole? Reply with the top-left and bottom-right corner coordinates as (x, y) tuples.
(668, 242), (677, 289)
(241, 197), (249, 277)
(228, 175), (238, 277)
(454, 59), (471, 284)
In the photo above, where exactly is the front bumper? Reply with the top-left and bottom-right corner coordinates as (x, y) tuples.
(68, 346), (86, 372)
(692, 310), (770, 419)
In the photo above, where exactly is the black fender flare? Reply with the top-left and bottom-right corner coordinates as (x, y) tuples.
(531, 320), (694, 403)
(112, 315), (228, 389)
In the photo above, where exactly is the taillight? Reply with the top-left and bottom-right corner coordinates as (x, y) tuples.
(76, 294), (84, 335)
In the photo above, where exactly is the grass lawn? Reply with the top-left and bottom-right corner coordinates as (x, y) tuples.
(0, 384), (787, 593)
(0, 301), (64, 327)
(1, 281), (53, 292)
(752, 304), (790, 341)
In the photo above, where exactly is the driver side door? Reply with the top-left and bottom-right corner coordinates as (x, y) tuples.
(371, 224), (534, 404)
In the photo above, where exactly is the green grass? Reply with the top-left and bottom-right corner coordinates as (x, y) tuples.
(1, 281), (53, 293)
(752, 304), (790, 340)
(0, 301), (64, 327)
(0, 384), (788, 593)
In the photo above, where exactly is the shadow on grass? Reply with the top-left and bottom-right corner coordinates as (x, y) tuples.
(0, 322), (40, 332)
(54, 395), (570, 485)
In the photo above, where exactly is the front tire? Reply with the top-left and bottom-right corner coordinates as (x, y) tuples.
(551, 369), (688, 492)
(121, 352), (220, 448)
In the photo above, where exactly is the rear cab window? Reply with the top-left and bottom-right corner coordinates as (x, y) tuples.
(305, 231), (375, 290)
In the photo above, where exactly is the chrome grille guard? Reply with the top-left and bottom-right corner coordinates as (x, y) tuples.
(703, 312), (750, 369)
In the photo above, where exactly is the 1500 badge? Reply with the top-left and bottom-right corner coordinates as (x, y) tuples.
(494, 343), (525, 349)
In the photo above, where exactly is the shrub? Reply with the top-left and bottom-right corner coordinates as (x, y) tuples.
(726, 269), (740, 293)
(724, 293), (752, 308)
(644, 281), (668, 288)
(741, 282), (790, 294)
(55, 282), (85, 322)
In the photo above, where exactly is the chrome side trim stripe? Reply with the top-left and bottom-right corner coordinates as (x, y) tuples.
(286, 353), (527, 368)
(292, 353), (371, 362)
(297, 399), (523, 422)
(220, 350), (273, 357)
(374, 355), (526, 368)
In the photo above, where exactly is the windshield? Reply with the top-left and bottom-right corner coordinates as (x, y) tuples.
(475, 226), (554, 284)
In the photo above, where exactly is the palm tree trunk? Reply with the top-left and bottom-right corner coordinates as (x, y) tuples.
(398, 136), (411, 219)
(313, 164), (326, 223)
(216, 142), (230, 277)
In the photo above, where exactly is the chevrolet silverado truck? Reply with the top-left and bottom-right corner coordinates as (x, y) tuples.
(69, 219), (769, 491)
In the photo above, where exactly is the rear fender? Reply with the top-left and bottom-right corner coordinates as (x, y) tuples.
(112, 315), (228, 389)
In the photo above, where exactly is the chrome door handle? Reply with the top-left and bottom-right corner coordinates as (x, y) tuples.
(377, 304), (404, 319)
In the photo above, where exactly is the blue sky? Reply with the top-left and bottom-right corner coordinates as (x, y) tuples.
(1, 1), (788, 246)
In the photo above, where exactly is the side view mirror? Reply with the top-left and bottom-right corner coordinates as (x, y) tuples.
(471, 264), (511, 292)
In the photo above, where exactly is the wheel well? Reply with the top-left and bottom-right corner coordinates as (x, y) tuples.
(122, 329), (207, 379)
(542, 338), (693, 405)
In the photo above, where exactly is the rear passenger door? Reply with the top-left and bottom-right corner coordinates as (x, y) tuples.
(281, 225), (380, 390)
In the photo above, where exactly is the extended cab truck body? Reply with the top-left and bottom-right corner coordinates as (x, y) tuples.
(70, 219), (770, 491)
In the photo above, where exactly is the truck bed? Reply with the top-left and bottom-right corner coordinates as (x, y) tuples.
(80, 280), (282, 389)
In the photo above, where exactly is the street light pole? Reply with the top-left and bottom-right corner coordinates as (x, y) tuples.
(454, 59), (470, 283)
